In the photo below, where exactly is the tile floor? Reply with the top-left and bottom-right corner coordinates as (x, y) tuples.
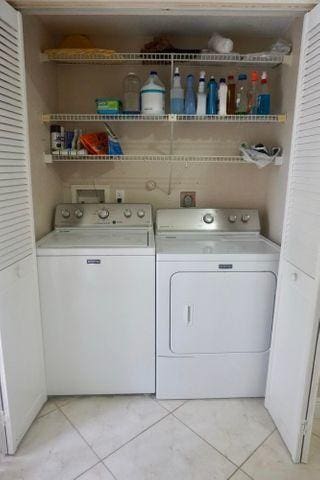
(0, 395), (320, 480)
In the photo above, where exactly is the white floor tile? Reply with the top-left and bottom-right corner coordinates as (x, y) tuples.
(37, 399), (57, 418)
(105, 414), (236, 480)
(242, 431), (320, 480)
(229, 470), (252, 480)
(77, 463), (114, 479)
(313, 418), (320, 437)
(61, 395), (167, 458)
(174, 398), (275, 465)
(0, 410), (98, 480)
(156, 399), (186, 412)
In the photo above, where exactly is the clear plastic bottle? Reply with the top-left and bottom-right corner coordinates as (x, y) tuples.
(185, 74), (196, 115)
(248, 71), (259, 115)
(257, 71), (271, 115)
(227, 75), (236, 115)
(123, 73), (141, 114)
(236, 73), (249, 115)
(170, 67), (184, 114)
(196, 71), (207, 115)
(141, 71), (166, 115)
(218, 78), (228, 116)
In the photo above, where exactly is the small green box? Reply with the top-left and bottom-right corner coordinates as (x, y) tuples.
(95, 98), (122, 114)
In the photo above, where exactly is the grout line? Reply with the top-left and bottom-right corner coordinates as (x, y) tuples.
(153, 397), (188, 413)
(72, 460), (103, 480)
(171, 412), (239, 471)
(36, 406), (58, 420)
(102, 411), (172, 462)
(56, 403), (102, 463)
(237, 427), (277, 476)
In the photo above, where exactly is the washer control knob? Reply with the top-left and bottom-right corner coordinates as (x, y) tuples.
(137, 209), (145, 218)
(74, 208), (84, 219)
(203, 213), (214, 224)
(123, 208), (132, 218)
(241, 214), (251, 223)
(228, 215), (237, 223)
(61, 208), (70, 219)
(98, 209), (109, 219)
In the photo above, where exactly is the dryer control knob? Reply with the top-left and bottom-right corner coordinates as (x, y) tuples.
(203, 213), (214, 224)
(241, 214), (251, 223)
(74, 208), (84, 219)
(228, 215), (237, 223)
(137, 209), (145, 218)
(123, 208), (132, 218)
(98, 209), (109, 219)
(61, 208), (70, 219)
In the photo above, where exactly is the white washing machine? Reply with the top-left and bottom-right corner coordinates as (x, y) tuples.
(37, 203), (155, 395)
(156, 208), (280, 399)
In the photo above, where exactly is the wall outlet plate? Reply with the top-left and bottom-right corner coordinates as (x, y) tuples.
(180, 191), (196, 208)
(116, 189), (125, 203)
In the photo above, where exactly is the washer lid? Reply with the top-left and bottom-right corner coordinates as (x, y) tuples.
(37, 228), (154, 256)
(156, 234), (280, 261)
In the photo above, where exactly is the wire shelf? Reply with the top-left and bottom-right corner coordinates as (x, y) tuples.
(44, 154), (283, 165)
(40, 51), (288, 67)
(42, 113), (286, 124)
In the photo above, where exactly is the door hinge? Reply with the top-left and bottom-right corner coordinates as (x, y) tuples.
(0, 410), (6, 427)
(301, 420), (308, 436)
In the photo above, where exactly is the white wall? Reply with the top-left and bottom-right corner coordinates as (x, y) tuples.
(23, 15), (64, 239)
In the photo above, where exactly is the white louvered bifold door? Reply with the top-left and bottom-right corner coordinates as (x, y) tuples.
(0, 0), (46, 455)
(0, 1), (33, 268)
(265, 4), (320, 465)
(283, 9), (320, 278)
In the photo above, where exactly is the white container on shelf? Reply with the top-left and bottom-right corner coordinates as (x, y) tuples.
(141, 71), (166, 115)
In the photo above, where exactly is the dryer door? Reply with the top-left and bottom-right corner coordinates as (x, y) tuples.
(170, 271), (276, 354)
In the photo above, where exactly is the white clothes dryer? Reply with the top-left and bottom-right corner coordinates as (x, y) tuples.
(156, 208), (280, 399)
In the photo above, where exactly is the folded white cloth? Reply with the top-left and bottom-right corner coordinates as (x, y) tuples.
(208, 33), (233, 54)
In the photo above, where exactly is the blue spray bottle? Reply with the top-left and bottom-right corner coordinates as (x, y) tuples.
(207, 76), (218, 114)
(185, 74), (196, 115)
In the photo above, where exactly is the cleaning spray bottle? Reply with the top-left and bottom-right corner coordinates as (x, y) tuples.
(170, 67), (184, 114)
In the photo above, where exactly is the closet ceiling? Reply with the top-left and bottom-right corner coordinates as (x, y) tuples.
(37, 14), (300, 37)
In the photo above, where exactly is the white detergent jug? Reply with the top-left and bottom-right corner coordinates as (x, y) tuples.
(141, 71), (166, 115)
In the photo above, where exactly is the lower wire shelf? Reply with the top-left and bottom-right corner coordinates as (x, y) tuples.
(44, 154), (283, 165)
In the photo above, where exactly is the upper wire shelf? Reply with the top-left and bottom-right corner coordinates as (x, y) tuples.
(40, 51), (289, 67)
(44, 153), (283, 165)
(42, 113), (287, 124)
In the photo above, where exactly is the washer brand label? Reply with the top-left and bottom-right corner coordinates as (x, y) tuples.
(87, 259), (101, 264)
(219, 264), (233, 269)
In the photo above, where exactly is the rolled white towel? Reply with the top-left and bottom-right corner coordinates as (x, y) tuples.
(208, 32), (233, 54)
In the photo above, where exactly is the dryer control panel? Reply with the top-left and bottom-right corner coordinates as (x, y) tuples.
(156, 208), (260, 233)
(55, 203), (153, 228)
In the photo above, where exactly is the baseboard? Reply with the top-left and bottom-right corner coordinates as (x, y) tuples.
(314, 397), (320, 419)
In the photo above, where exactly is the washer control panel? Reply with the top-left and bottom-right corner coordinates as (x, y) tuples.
(55, 204), (152, 228)
(156, 208), (260, 233)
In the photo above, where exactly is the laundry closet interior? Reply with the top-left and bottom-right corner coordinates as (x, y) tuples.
(1, 0), (320, 471)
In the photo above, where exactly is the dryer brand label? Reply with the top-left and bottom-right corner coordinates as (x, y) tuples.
(87, 259), (101, 264)
(218, 264), (233, 269)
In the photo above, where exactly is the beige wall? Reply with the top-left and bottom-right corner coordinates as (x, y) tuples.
(23, 19), (301, 239)
(23, 15), (64, 239)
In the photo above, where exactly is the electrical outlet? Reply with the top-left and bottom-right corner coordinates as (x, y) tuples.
(116, 190), (125, 203)
(180, 191), (196, 208)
